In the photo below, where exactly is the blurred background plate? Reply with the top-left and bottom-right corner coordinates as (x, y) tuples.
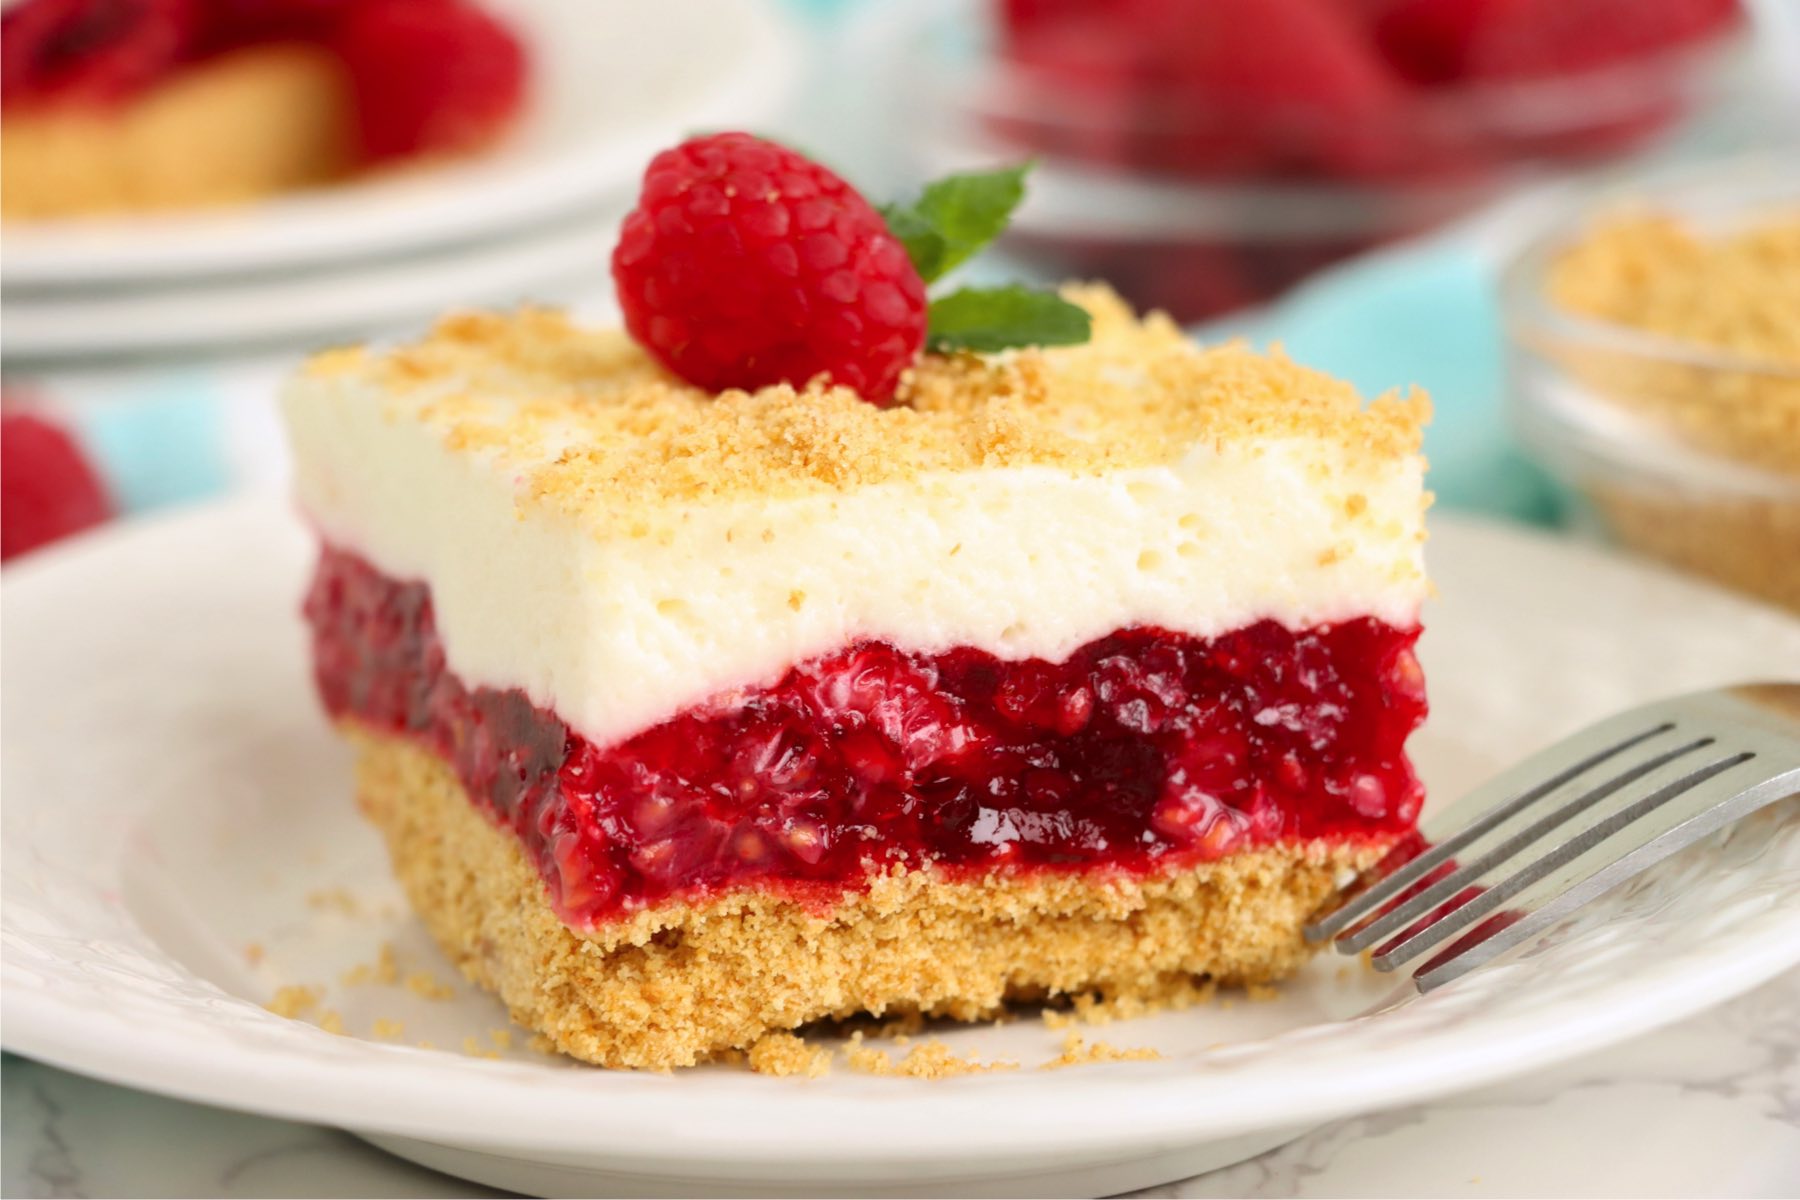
(1, 214), (622, 359)
(1, 0), (796, 291)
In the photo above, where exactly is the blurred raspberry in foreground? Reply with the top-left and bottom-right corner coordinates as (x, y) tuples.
(2, 411), (113, 561)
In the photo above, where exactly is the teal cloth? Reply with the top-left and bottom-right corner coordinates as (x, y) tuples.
(1210, 242), (1561, 525)
(76, 372), (230, 513)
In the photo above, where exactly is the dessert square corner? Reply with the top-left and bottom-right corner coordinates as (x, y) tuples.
(283, 283), (1432, 1070)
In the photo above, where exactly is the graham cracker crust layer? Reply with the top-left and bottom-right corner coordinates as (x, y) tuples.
(349, 727), (1386, 1070)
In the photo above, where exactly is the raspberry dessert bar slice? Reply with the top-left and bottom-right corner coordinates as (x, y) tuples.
(285, 284), (1429, 1068)
(287, 135), (1428, 1069)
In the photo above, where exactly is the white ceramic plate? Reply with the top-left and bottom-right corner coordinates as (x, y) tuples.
(4, 496), (1799, 1199)
(1, 0), (795, 290)
(0, 215), (620, 360)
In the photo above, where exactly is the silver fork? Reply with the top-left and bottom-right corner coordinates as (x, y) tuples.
(1306, 683), (1800, 993)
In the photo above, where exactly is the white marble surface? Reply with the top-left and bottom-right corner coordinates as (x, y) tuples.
(6, 970), (1797, 1199)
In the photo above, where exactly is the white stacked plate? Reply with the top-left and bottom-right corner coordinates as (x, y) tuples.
(0, 0), (797, 361)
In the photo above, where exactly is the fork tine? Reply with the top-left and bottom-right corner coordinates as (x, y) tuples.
(1332, 734), (1715, 954)
(1373, 752), (1791, 976)
(1304, 716), (1679, 941)
(1405, 765), (1800, 990)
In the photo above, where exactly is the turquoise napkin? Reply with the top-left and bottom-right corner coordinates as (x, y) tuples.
(1209, 237), (1561, 525)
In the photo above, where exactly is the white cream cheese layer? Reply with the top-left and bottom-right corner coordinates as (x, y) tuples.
(284, 376), (1427, 749)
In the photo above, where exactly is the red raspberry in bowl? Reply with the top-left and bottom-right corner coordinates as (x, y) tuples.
(1, 0), (197, 107)
(1371, 0), (1740, 83)
(611, 132), (930, 405)
(332, 0), (527, 163)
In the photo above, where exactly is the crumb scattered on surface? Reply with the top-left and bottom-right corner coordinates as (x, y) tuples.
(305, 886), (363, 916)
(339, 963), (373, 987)
(1043, 975), (1219, 1028)
(406, 970), (456, 1000)
(244, 942), (265, 966)
(461, 1035), (500, 1060)
(746, 1032), (833, 1078)
(1246, 982), (1279, 1002)
(820, 1008), (929, 1041)
(489, 1028), (514, 1050)
(376, 942), (401, 985)
(372, 1018), (406, 1040)
(318, 1010), (345, 1035)
(265, 985), (321, 1018)
(843, 1032), (893, 1075)
(840, 1033), (1015, 1078)
(1042, 1032), (1162, 1070)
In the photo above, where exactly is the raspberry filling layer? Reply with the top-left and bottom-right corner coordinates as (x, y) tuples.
(306, 546), (1427, 925)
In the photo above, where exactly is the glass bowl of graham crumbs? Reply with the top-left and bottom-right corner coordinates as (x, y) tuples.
(1502, 158), (1800, 612)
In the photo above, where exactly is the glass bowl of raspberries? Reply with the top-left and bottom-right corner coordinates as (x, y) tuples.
(907, 0), (1747, 323)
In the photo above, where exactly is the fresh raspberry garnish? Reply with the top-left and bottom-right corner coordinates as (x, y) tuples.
(331, 0), (526, 163)
(612, 133), (930, 405)
(1, 413), (113, 561)
(1, 0), (197, 107)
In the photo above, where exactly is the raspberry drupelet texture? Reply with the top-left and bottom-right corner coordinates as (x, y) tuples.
(611, 133), (929, 405)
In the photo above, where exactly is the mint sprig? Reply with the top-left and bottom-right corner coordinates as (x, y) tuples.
(924, 285), (1093, 354)
(882, 163), (1091, 355)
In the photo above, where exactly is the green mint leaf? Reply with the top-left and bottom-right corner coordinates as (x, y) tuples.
(879, 203), (950, 282)
(884, 162), (1032, 284)
(913, 163), (1031, 276)
(926, 285), (1092, 354)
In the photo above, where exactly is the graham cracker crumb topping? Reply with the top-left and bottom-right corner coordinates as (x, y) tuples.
(1548, 210), (1800, 370)
(299, 284), (1426, 520)
(1542, 208), (1800, 611)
